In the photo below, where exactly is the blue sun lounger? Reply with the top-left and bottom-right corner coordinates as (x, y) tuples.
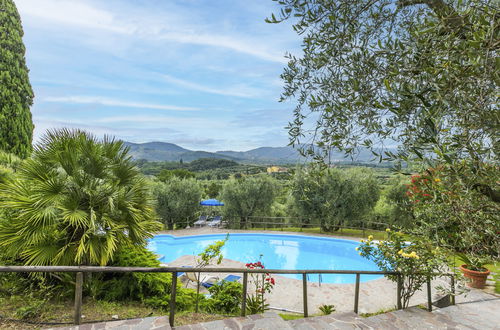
(201, 274), (241, 288)
(194, 215), (208, 227)
(207, 215), (223, 228)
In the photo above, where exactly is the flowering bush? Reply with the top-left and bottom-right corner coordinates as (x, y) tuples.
(358, 229), (447, 308)
(406, 163), (499, 267)
(245, 260), (275, 314)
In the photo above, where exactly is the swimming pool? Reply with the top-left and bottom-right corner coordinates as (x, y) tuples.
(147, 233), (382, 284)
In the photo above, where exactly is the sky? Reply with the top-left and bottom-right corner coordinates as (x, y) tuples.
(15, 0), (302, 151)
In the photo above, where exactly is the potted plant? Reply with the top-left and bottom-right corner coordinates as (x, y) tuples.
(457, 253), (490, 289)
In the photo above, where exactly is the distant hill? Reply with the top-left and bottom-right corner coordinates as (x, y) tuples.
(123, 141), (392, 164)
(216, 146), (301, 163)
(124, 142), (237, 162)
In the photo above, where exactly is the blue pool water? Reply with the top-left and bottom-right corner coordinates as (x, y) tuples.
(147, 233), (382, 284)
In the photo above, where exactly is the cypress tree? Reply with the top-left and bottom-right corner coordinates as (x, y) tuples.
(0, 0), (34, 158)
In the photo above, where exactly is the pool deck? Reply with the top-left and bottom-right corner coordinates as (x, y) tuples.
(158, 227), (460, 314)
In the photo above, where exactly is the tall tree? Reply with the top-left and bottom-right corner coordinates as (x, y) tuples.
(0, 0), (34, 158)
(268, 0), (498, 165)
(152, 177), (202, 230)
(0, 129), (161, 266)
(221, 176), (276, 229)
(289, 167), (380, 231)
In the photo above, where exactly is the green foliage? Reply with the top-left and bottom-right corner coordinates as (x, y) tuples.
(192, 235), (228, 312)
(157, 169), (195, 181)
(94, 244), (201, 311)
(203, 281), (243, 314)
(0, 129), (161, 266)
(203, 181), (222, 198)
(136, 159), (266, 180)
(269, 0), (498, 165)
(244, 259), (275, 314)
(318, 304), (335, 315)
(96, 245), (171, 302)
(289, 167), (380, 231)
(245, 294), (268, 315)
(0, 150), (22, 169)
(372, 176), (413, 227)
(358, 230), (447, 308)
(188, 158), (239, 171)
(221, 176), (277, 229)
(0, 151), (23, 186)
(14, 298), (45, 320)
(196, 234), (228, 268)
(456, 253), (490, 272)
(152, 177), (202, 229)
(0, 0), (34, 158)
(407, 164), (500, 262)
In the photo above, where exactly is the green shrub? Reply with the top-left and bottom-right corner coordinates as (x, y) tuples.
(245, 294), (268, 314)
(202, 281), (242, 314)
(93, 244), (201, 311)
(319, 304), (335, 315)
(15, 299), (45, 320)
(95, 245), (171, 302)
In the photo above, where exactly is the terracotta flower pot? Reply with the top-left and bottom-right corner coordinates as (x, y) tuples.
(459, 264), (490, 289)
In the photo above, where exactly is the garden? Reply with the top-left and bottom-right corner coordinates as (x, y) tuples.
(0, 0), (498, 328)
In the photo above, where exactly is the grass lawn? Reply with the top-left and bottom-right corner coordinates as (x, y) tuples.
(247, 226), (388, 240)
(485, 261), (500, 294)
(0, 295), (226, 329)
(279, 313), (305, 321)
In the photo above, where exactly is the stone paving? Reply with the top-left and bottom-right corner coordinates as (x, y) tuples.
(51, 289), (499, 329)
(47, 316), (170, 329)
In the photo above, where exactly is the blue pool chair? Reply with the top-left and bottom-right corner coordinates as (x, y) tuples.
(207, 215), (223, 228)
(201, 274), (241, 288)
(194, 215), (208, 227)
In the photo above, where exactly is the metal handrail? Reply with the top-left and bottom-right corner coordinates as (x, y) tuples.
(0, 265), (455, 327)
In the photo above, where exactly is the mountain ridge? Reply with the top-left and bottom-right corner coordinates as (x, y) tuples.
(123, 141), (391, 164)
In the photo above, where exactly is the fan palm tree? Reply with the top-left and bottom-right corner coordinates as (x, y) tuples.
(0, 150), (21, 184)
(0, 129), (161, 266)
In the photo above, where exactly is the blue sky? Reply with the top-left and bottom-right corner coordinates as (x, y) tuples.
(15, 0), (302, 151)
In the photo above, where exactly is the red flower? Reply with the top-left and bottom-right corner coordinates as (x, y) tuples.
(270, 278), (275, 285)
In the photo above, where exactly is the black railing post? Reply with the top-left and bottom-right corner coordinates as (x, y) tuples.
(74, 272), (83, 325)
(397, 275), (403, 310)
(450, 275), (456, 305)
(241, 272), (248, 316)
(302, 273), (308, 317)
(169, 272), (178, 327)
(426, 277), (432, 312)
(354, 273), (360, 314)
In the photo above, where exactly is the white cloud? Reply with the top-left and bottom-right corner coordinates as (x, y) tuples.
(159, 74), (264, 98)
(93, 115), (228, 129)
(15, 0), (131, 34)
(43, 96), (199, 111)
(155, 32), (287, 64)
(15, 0), (288, 63)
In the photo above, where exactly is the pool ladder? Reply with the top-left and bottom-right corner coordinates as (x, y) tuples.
(307, 274), (322, 286)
